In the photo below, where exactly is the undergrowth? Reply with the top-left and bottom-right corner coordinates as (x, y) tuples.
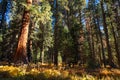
(0, 65), (120, 80)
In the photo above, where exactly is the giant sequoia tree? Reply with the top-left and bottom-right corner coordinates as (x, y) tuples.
(14, 0), (32, 63)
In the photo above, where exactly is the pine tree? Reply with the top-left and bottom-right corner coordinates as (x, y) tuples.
(101, 0), (114, 67)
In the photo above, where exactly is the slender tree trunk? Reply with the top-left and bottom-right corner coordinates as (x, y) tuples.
(96, 17), (106, 67)
(91, 30), (95, 60)
(14, 0), (32, 64)
(101, 0), (114, 67)
(114, 5), (120, 61)
(77, 9), (84, 65)
(41, 48), (44, 64)
(40, 43), (43, 64)
(27, 20), (34, 62)
(111, 1), (120, 67)
(27, 39), (32, 62)
(111, 23), (120, 67)
(40, 46), (44, 64)
(108, 14), (120, 67)
(86, 17), (96, 67)
(93, 17), (102, 67)
(53, 0), (58, 66)
(86, 18), (92, 55)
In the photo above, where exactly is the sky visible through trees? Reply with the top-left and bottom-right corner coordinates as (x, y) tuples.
(0, 0), (11, 24)
(1, 0), (100, 26)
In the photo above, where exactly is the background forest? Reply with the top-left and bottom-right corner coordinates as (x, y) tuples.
(0, 0), (120, 77)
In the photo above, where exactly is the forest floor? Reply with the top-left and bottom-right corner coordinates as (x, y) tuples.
(0, 62), (120, 80)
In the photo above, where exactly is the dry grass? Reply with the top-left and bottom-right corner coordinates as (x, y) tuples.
(0, 63), (120, 80)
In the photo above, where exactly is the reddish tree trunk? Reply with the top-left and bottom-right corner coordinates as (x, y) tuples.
(14, 0), (32, 63)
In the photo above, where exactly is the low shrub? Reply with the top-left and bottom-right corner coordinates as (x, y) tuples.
(0, 65), (120, 80)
